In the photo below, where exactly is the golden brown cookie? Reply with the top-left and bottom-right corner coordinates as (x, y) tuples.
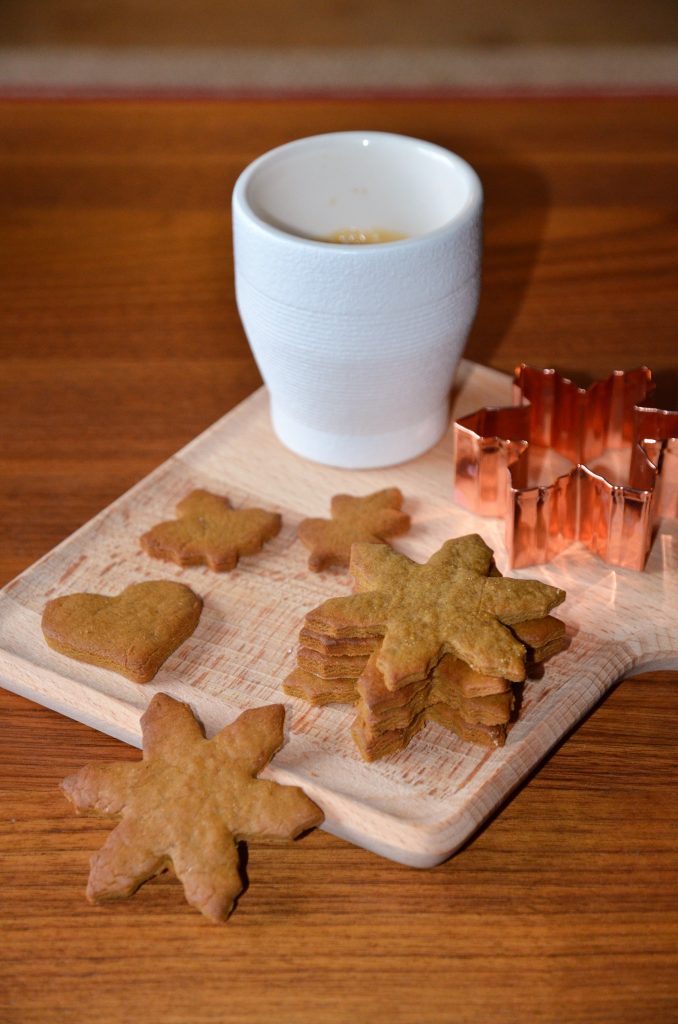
(283, 535), (568, 760)
(308, 535), (565, 689)
(141, 489), (282, 572)
(357, 652), (513, 730)
(283, 668), (359, 705)
(61, 695), (323, 922)
(298, 627), (378, 657)
(298, 488), (410, 571)
(42, 580), (203, 683)
(296, 646), (371, 679)
(510, 615), (568, 665)
(351, 649), (514, 759)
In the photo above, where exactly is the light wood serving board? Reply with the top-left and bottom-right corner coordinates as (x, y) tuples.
(1, 360), (676, 868)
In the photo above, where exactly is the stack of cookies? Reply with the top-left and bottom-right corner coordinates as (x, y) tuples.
(284, 535), (567, 760)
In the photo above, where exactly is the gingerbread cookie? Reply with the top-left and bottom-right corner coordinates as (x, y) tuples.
(285, 618), (566, 757)
(298, 488), (410, 571)
(61, 695), (323, 922)
(141, 489), (282, 572)
(42, 580), (202, 683)
(284, 536), (567, 759)
(307, 535), (565, 689)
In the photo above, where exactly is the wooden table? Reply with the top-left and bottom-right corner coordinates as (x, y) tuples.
(1, 98), (677, 1024)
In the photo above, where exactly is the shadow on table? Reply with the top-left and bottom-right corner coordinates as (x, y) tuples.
(458, 148), (551, 371)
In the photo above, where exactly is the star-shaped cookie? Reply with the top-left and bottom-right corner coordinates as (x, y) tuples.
(306, 534), (566, 689)
(61, 695), (323, 922)
(140, 489), (282, 571)
(298, 488), (410, 571)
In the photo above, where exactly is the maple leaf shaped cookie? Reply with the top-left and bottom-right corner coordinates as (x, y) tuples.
(298, 488), (410, 571)
(306, 534), (566, 689)
(141, 489), (282, 571)
(61, 695), (323, 922)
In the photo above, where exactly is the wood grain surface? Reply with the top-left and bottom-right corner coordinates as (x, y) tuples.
(2, 362), (676, 868)
(1, 98), (677, 1024)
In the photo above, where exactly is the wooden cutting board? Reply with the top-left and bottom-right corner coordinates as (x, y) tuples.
(1, 359), (676, 867)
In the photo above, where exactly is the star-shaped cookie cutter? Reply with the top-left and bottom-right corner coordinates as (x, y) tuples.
(454, 365), (678, 571)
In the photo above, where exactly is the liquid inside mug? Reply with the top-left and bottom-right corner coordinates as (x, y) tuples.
(232, 131), (483, 469)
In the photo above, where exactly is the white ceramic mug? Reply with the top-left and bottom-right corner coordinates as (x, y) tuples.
(232, 130), (483, 468)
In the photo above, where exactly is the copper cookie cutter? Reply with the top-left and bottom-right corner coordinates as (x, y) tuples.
(454, 365), (678, 571)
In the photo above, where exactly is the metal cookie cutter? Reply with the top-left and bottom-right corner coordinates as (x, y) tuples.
(454, 365), (678, 571)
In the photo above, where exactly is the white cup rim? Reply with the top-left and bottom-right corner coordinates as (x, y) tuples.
(232, 130), (483, 252)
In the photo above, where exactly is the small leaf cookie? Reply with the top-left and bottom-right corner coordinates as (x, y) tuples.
(141, 489), (282, 572)
(42, 580), (203, 683)
(61, 695), (323, 922)
(298, 488), (410, 571)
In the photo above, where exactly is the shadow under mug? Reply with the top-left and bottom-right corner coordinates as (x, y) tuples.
(232, 130), (483, 469)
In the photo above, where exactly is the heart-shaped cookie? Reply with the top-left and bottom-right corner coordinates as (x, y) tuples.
(42, 580), (203, 683)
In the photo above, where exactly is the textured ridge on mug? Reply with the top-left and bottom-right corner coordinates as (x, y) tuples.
(236, 275), (480, 432)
